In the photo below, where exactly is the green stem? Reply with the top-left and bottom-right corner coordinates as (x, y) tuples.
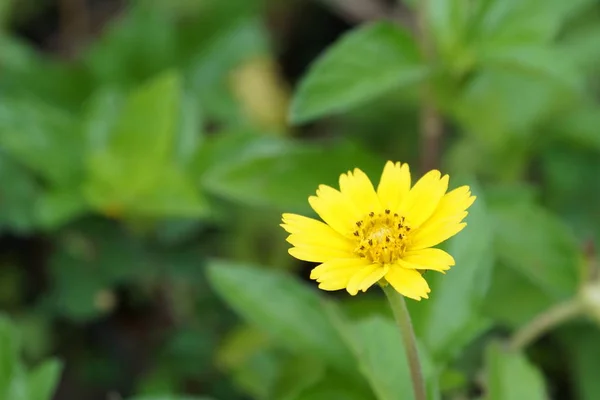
(382, 284), (427, 400)
(509, 299), (582, 351)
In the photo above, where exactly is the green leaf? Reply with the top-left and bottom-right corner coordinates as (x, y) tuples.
(412, 180), (494, 364)
(295, 371), (376, 400)
(0, 36), (91, 109)
(174, 90), (204, 167)
(428, 0), (473, 57)
(559, 20), (600, 73)
(35, 190), (88, 231)
(202, 136), (384, 212)
(478, 45), (581, 91)
(206, 261), (355, 372)
(0, 315), (20, 395)
(84, 71), (207, 217)
(482, 263), (557, 327)
(271, 356), (325, 400)
(45, 221), (147, 321)
(290, 22), (427, 124)
(84, 2), (177, 86)
(325, 309), (437, 400)
(560, 324), (600, 400)
(129, 397), (216, 400)
(454, 69), (573, 143)
(0, 96), (83, 185)
(485, 342), (548, 400)
(471, 0), (590, 44)
(482, 195), (582, 326)
(0, 154), (42, 233)
(541, 146), (600, 242)
(27, 359), (63, 400)
(186, 17), (268, 124)
(126, 167), (208, 218)
(217, 325), (279, 399)
(490, 202), (581, 298)
(105, 71), (180, 172)
(551, 107), (600, 152)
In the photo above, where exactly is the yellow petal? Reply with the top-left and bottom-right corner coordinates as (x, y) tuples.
(420, 186), (475, 229)
(318, 280), (348, 291)
(339, 168), (381, 215)
(410, 220), (467, 250)
(310, 257), (371, 280)
(401, 170), (449, 228)
(358, 264), (389, 293)
(308, 185), (361, 237)
(377, 161), (411, 211)
(384, 267), (431, 300)
(285, 231), (354, 253)
(346, 263), (386, 295)
(399, 248), (455, 272)
(288, 246), (354, 263)
(314, 258), (372, 291)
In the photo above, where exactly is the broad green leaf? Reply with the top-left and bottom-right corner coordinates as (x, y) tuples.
(485, 342), (547, 400)
(84, 71), (190, 216)
(271, 355), (325, 400)
(490, 202), (581, 298)
(295, 371), (376, 400)
(471, 0), (590, 44)
(559, 20), (600, 73)
(227, 346), (280, 399)
(0, 96), (83, 185)
(202, 136), (383, 212)
(27, 359), (63, 400)
(206, 261), (355, 372)
(290, 22), (427, 123)
(0, 315), (20, 395)
(482, 262), (557, 327)
(82, 87), (125, 153)
(174, 91), (204, 166)
(35, 190), (88, 231)
(4, 367), (28, 400)
(551, 107), (600, 152)
(217, 325), (279, 399)
(127, 167), (208, 218)
(0, 35), (91, 109)
(106, 71), (180, 171)
(0, 0), (13, 27)
(412, 181), (494, 363)
(560, 324), (600, 400)
(84, 2), (177, 87)
(0, 154), (42, 233)
(541, 146), (600, 242)
(477, 46), (581, 92)
(45, 221), (146, 321)
(326, 305), (437, 400)
(186, 17), (268, 124)
(428, 0), (473, 61)
(454, 69), (573, 143)
(130, 397), (216, 400)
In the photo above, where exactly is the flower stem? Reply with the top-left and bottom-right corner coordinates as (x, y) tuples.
(509, 299), (582, 351)
(382, 284), (427, 400)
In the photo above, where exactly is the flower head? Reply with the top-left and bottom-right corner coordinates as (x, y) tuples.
(281, 161), (476, 300)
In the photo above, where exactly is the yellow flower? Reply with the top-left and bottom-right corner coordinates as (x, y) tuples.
(281, 161), (476, 300)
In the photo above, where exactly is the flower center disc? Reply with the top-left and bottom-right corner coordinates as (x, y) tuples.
(352, 209), (411, 264)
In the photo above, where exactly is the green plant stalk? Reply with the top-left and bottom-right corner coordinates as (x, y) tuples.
(509, 299), (582, 351)
(382, 284), (427, 400)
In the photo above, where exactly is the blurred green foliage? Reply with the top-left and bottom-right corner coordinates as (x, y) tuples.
(1, 0), (600, 399)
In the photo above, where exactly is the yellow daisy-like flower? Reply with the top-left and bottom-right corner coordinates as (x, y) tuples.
(281, 161), (476, 300)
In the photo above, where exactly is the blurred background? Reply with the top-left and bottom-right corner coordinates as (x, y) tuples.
(1, 0), (600, 399)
